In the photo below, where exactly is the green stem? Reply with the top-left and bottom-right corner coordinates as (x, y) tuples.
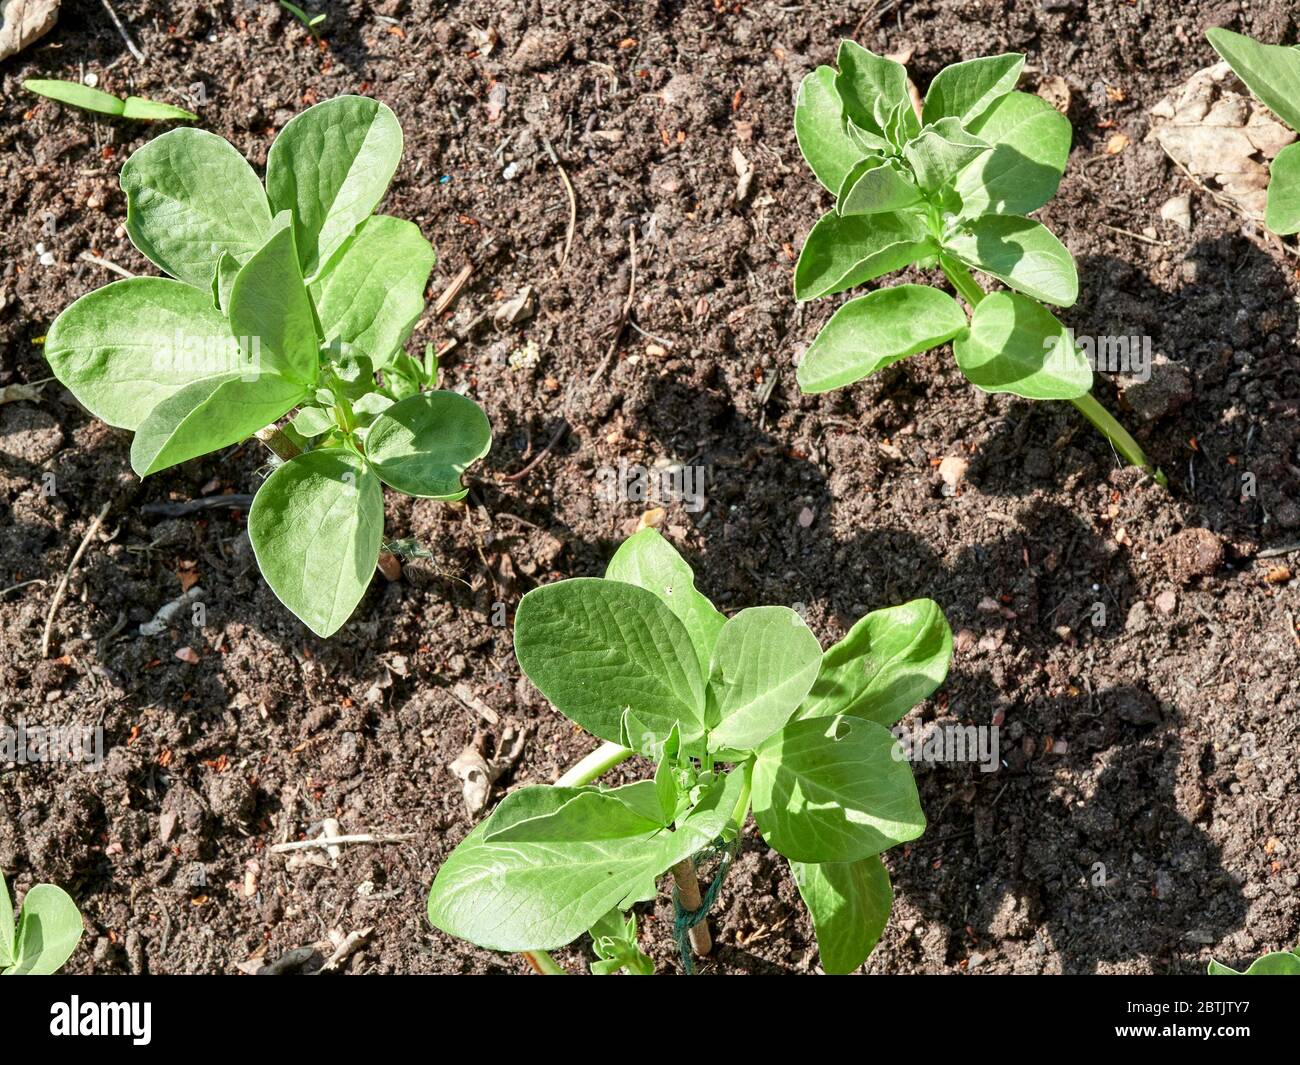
(939, 256), (1165, 486)
(554, 741), (633, 787)
(729, 764), (752, 836)
(522, 950), (567, 975)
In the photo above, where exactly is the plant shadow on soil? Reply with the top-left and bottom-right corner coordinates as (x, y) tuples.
(491, 362), (1247, 974)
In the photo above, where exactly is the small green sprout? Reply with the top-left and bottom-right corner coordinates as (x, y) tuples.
(428, 528), (953, 974)
(793, 42), (1163, 484)
(0, 871), (84, 975)
(45, 96), (492, 637)
(1207, 28), (1300, 234)
(24, 79), (197, 122)
(280, 1), (327, 37)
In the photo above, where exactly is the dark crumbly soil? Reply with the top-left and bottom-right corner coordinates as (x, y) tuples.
(0, 0), (1297, 975)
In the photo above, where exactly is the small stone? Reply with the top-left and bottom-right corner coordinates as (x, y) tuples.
(938, 455), (968, 489)
(175, 647), (200, 664)
(797, 506), (815, 528)
(1159, 527), (1224, 583)
(1159, 194), (1192, 231)
(1154, 588), (1178, 614)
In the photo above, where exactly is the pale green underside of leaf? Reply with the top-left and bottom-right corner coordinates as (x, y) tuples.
(121, 128), (272, 288)
(266, 95), (403, 278)
(130, 371), (306, 476)
(795, 210), (933, 302)
(515, 578), (707, 747)
(795, 66), (864, 194)
(365, 390), (491, 499)
(753, 715), (925, 864)
(311, 215), (435, 367)
(427, 769), (744, 952)
(603, 528), (726, 673)
(902, 117), (990, 193)
(247, 448), (384, 637)
(791, 855), (892, 974)
(45, 277), (240, 430)
(837, 156), (922, 215)
(953, 289), (1092, 399)
(952, 91), (1071, 218)
(797, 284), (967, 394)
(944, 214), (1078, 307)
(796, 598), (953, 725)
(6, 885), (83, 975)
(921, 53), (1025, 127)
(1265, 142), (1300, 235)
(834, 40), (913, 142)
(1207, 28), (1300, 131)
(707, 606), (823, 751)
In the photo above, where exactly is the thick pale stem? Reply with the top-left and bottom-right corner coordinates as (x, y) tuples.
(254, 424), (299, 462)
(522, 950), (567, 975)
(671, 858), (712, 957)
(939, 257), (1164, 485)
(554, 741), (633, 787)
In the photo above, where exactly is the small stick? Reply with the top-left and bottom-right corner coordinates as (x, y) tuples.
(99, 0), (146, 63)
(269, 832), (416, 854)
(0, 579), (46, 599)
(671, 858), (712, 957)
(41, 501), (111, 657)
(1256, 541), (1300, 559)
(78, 251), (135, 278)
(1101, 223), (1171, 248)
(141, 494), (253, 517)
(451, 682), (500, 726)
(434, 263), (474, 316)
(501, 419), (569, 482)
(318, 927), (374, 973)
(542, 136), (577, 273)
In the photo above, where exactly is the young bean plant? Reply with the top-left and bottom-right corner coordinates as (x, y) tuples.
(793, 43), (1162, 483)
(1206, 28), (1300, 235)
(427, 528), (953, 974)
(0, 871), (84, 975)
(45, 96), (492, 637)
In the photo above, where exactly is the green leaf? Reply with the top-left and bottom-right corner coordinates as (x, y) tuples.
(706, 607), (823, 751)
(427, 771), (742, 952)
(589, 910), (654, 976)
(311, 215), (435, 367)
(794, 210), (932, 302)
(797, 284), (967, 394)
(837, 157), (922, 216)
(130, 371), (306, 476)
(952, 92), (1071, 217)
(1208, 951), (1300, 976)
(903, 118), (990, 193)
(1265, 142), (1300, 235)
(291, 405), (335, 438)
(752, 715), (924, 863)
(953, 289), (1092, 400)
(795, 66), (866, 193)
(0, 873), (13, 968)
(791, 856), (892, 974)
(213, 252), (240, 313)
(944, 214), (1077, 307)
(365, 391), (491, 500)
(604, 528), (726, 673)
(921, 53), (1025, 127)
(247, 449), (385, 637)
(266, 95), (403, 277)
(24, 79), (197, 122)
(227, 218), (320, 384)
(488, 789), (664, 843)
(1207, 28), (1300, 131)
(654, 759), (680, 823)
(834, 41), (914, 143)
(45, 277), (238, 430)
(7, 885), (83, 975)
(515, 578), (707, 747)
(797, 598), (953, 725)
(121, 128), (272, 288)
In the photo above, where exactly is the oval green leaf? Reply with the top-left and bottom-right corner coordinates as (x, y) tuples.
(953, 289), (1092, 400)
(797, 284), (967, 394)
(266, 95), (403, 277)
(791, 855), (892, 974)
(8, 885), (83, 975)
(248, 448), (385, 638)
(944, 214), (1077, 307)
(921, 53), (1025, 127)
(794, 210), (933, 302)
(953, 91), (1071, 218)
(795, 66), (865, 194)
(837, 157), (922, 216)
(228, 219), (320, 384)
(752, 715), (925, 863)
(1265, 141), (1300, 235)
(365, 390), (491, 500)
(514, 578), (707, 747)
(1207, 28), (1300, 131)
(121, 128), (272, 288)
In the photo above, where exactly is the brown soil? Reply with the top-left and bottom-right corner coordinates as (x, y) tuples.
(1, 0), (1297, 975)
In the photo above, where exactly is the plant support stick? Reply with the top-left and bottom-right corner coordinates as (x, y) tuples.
(940, 257), (1166, 486)
(671, 859), (713, 956)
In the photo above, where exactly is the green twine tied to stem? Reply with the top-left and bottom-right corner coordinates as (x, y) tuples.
(671, 838), (739, 975)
